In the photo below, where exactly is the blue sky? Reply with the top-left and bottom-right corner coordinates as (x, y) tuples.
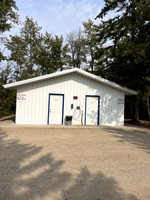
(14, 0), (104, 36)
(1, 0), (105, 70)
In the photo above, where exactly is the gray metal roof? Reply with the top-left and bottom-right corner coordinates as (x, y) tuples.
(3, 68), (137, 95)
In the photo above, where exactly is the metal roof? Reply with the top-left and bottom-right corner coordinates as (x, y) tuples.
(3, 68), (137, 95)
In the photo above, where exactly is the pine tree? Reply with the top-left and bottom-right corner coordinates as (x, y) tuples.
(6, 17), (42, 79)
(0, 0), (18, 33)
(82, 18), (98, 72)
(20, 17), (42, 75)
(6, 35), (26, 77)
(0, 0), (18, 63)
(96, 0), (150, 121)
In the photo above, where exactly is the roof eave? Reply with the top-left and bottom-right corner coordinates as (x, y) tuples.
(3, 68), (137, 95)
(3, 68), (77, 89)
(75, 69), (137, 95)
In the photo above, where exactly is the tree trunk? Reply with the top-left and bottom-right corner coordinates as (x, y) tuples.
(146, 91), (150, 120)
(133, 96), (139, 122)
(90, 47), (94, 71)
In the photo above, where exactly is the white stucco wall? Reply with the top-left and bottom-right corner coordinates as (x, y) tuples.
(16, 73), (125, 126)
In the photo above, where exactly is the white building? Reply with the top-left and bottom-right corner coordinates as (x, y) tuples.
(3, 68), (137, 126)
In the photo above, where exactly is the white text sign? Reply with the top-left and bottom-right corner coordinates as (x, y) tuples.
(117, 99), (124, 104)
(17, 94), (26, 100)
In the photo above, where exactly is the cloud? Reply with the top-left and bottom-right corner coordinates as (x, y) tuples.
(14, 0), (103, 36)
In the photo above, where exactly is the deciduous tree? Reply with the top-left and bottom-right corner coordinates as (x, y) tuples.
(67, 28), (86, 69)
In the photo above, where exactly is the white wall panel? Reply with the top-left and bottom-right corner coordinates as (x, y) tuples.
(16, 73), (125, 126)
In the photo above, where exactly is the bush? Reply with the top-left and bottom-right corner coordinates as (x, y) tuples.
(0, 82), (16, 118)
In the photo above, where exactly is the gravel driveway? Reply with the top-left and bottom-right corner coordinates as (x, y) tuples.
(0, 118), (150, 200)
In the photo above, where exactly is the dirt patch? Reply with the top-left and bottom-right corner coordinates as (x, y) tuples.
(0, 121), (150, 200)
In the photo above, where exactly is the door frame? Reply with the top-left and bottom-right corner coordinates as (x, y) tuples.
(47, 93), (64, 125)
(85, 95), (100, 125)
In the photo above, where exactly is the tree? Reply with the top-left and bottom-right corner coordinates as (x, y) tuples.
(20, 16), (42, 75)
(0, 0), (18, 33)
(82, 18), (98, 72)
(96, 0), (150, 121)
(6, 18), (70, 78)
(0, 0), (19, 63)
(0, 0), (18, 118)
(50, 35), (69, 71)
(0, 81), (16, 118)
(0, 63), (16, 118)
(6, 17), (42, 79)
(35, 32), (54, 75)
(66, 28), (86, 69)
(35, 33), (69, 75)
(6, 35), (26, 77)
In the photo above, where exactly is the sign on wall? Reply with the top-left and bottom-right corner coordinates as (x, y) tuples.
(117, 99), (124, 104)
(17, 94), (26, 100)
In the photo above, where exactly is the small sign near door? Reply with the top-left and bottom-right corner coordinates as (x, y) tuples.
(73, 96), (78, 100)
(17, 94), (26, 100)
(117, 99), (124, 104)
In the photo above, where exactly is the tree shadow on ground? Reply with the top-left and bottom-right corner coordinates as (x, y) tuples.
(0, 128), (138, 200)
(60, 167), (138, 200)
(0, 128), (71, 200)
(101, 125), (150, 154)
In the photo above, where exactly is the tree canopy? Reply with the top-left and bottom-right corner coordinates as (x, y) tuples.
(0, 0), (18, 33)
(96, 0), (150, 89)
(95, 0), (150, 120)
(0, 0), (149, 121)
(0, 0), (18, 117)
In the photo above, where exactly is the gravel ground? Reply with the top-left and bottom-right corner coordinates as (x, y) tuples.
(0, 118), (150, 200)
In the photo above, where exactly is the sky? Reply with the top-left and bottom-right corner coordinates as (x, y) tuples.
(1, 0), (105, 71)
(13, 0), (104, 36)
